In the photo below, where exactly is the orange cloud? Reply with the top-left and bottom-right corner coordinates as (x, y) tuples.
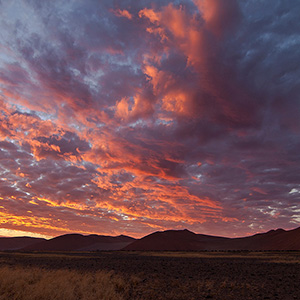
(114, 9), (133, 20)
(139, 8), (161, 23)
(115, 97), (131, 120)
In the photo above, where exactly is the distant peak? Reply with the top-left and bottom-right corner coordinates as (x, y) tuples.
(266, 228), (286, 235)
(54, 233), (84, 239)
(117, 234), (132, 238)
(158, 229), (196, 235)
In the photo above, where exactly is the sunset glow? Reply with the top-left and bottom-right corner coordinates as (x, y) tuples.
(0, 0), (299, 238)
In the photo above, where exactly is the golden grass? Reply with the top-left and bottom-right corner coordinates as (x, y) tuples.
(0, 266), (130, 300)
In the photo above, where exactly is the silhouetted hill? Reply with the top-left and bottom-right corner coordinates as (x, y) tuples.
(123, 227), (300, 251)
(0, 237), (46, 251)
(23, 234), (135, 251)
(3, 227), (300, 252)
(122, 229), (229, 251)
(226, 227), (300, 250)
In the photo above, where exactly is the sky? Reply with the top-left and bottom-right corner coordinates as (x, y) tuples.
(0, 0), (299, 239)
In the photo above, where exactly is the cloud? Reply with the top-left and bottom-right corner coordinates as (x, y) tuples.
(31, 131), (91, 161)
(0, 0), (300, 238)
(113, 9), (133, 20)
(194, 0), (241, 37)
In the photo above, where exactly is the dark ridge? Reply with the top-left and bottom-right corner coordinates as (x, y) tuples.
(22, 233), (136, 251)
(0, 237), (46, 251)
(123, 227), (300, 251)
(2, 227), (299, 252)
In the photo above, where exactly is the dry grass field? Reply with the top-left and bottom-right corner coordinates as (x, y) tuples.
(0, 266), (131, 300)
(0, 251), (299, 300)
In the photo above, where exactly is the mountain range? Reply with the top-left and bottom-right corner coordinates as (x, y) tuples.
(1, 227), (300, 251)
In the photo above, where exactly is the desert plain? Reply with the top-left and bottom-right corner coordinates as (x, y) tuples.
(0, 250), (299, 300)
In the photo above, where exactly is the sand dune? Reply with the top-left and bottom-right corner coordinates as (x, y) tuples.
(123, 227), (300, 251)
(22, 234), (135, 251)
(1, 227), (299, 251)
(0, 237), (46, 251)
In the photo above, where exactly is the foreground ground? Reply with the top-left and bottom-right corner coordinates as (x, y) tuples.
(0, 251), (299, 300)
